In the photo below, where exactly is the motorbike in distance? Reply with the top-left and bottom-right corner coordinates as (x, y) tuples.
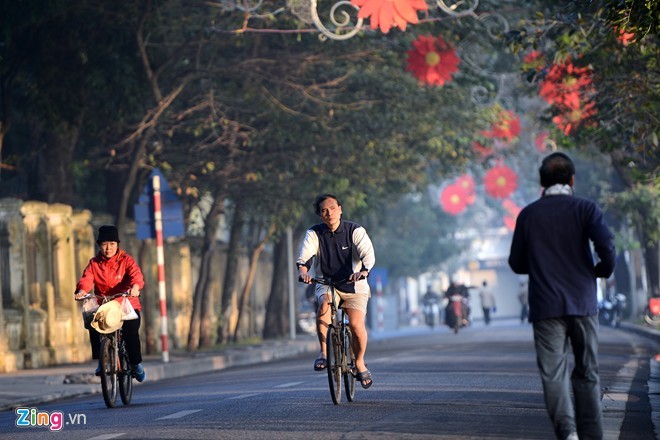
(598, 291), (627, 328)
(445, 293), (469, 334)
(422, 298), (440, 329)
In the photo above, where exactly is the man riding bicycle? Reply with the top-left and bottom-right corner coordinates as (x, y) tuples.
(297, 194), (376, 389)
(74, 225), (146, 382)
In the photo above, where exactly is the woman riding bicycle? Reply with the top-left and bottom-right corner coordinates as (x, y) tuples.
(297, 194), (376, 389)
(74, 225), (146, 382)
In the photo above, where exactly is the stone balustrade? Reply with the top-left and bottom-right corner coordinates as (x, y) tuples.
(0, 198), (204, 373)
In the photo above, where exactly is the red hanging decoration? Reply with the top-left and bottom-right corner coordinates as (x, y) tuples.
(440, 183), (469, 215)
(616, 27), (635, 46)
(406, 35), (460, 86)
(534, 132), (549, 152)
(502, 199), (522, 231)
(552, 101), (597, 135)
(455, 174), (476, 205)
(352, 0), (428, 34)
(538, 58), (597, 135)
(473, 141), (494, 161)
(484, 164), (518, 199)
(483, 110), (521, 143)
(522, 50), (545, 71)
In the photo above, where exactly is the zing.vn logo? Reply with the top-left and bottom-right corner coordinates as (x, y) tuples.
(15, 407), (87, 431)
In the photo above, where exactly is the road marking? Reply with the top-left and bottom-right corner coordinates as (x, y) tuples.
(228, 393), (260, 399)
(87, 435), (126, 440)
(274, 381), (303, 388)
(156, 409), (202, 420)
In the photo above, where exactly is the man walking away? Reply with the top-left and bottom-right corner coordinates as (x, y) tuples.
(508, 152), (616, 440)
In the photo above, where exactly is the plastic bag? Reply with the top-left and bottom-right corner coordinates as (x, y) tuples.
(82, 297), (99, 329)
(121, 297), (138, 321)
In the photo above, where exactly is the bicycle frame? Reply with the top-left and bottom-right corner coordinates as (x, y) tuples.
(300, 277), (357, 405)
(78, 292), (133, 408)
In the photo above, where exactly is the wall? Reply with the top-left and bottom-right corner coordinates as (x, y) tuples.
(0, 198), (273, 372)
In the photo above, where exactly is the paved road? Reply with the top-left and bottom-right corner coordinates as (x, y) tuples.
(0, 320), (657, 439)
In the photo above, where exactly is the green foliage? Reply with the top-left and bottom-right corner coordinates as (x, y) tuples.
(603, 180), (660, 246)
(368, 192), (464, 278)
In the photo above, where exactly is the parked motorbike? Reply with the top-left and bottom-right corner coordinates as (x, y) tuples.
(422, 299), (440, 329)
(598, 292), (627, 328)
(445, 294), (469, 334)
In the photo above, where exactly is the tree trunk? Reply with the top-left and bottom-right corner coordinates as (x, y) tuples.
(263, 235), (289, 340)
(232, 225), (275, 342)
(643, 238), (659, 297)
(115, 131), (151, 233)
(216, 201), (245, 345)
(187, 195), (223, 351)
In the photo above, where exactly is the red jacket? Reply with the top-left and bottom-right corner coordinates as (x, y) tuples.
(76, 249), (145, 311)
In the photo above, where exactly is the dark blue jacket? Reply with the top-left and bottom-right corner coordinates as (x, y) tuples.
(508, 194), (615, 322)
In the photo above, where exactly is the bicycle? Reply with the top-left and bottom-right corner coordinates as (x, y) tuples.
(79, 292), (134, 408)
(301, 276), (357, 405)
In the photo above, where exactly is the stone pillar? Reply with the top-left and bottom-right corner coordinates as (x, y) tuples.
(71, 210), (94, 278)
(20, 201), (50, 368)
(70, 210), (95, 361)
(0, 198), (26, 372)
(45, 204), (81, 364)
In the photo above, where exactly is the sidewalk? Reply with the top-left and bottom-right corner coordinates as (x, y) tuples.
(0, 322), (657, 413)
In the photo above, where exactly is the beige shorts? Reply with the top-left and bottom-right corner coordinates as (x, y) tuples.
(316, 287), (370, 314)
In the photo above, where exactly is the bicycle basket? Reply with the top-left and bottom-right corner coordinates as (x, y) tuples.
(82, 297), (99, 330)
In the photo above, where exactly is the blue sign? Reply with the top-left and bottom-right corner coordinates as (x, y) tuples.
(368, 267), (388, 290)
(134, 168), (185, 240)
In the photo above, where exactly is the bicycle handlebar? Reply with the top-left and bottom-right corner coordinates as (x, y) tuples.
(298, 275), (365, 285)
(76, 292), (130, 301)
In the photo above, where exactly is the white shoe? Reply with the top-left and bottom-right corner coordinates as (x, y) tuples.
(565, 433), (578, 440)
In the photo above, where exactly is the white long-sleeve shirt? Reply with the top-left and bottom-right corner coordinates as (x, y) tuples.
(297, 220), (375, 294)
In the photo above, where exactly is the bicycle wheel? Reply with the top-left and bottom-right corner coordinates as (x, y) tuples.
(100, 337), (118, 408)
(343, 328), (356, 402)
(326, 325), (342, 405)
(118, 340), (133, 405)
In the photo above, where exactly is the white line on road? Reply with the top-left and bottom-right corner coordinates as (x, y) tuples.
(156, 409), (202, 420)
(228, 393), (260, 400)
(87, 434), (126, 440)
(273, 381), (303, 388)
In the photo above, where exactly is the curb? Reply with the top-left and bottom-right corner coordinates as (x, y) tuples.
(146, 340), (319, 382)
(0, 339), (319, 412)
(619, 322), (660, 345)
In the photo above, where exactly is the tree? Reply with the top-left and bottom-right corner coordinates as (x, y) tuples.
(0, 1), (147, 205)
(507, 0), (659, 296)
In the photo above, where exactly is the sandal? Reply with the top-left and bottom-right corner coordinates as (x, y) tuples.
(356, 369), (373, 389)
(313, 357), (327, 371)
